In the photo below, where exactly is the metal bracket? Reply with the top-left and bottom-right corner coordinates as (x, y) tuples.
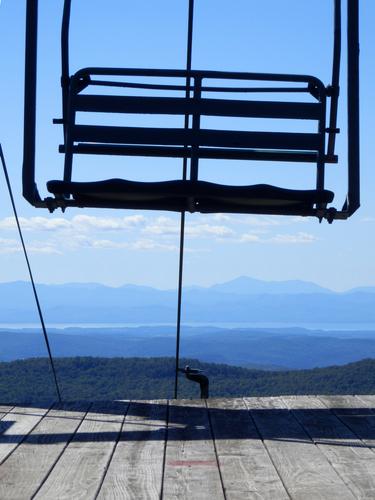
(178, 365), (209, 399)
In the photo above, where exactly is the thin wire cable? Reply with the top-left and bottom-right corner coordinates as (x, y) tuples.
(174, 0), (195, 399)
(0, 144), (62, 402)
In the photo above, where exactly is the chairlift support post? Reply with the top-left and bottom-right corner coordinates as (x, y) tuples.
(346, 0), (360, 215)
(23, 0), (39, 205)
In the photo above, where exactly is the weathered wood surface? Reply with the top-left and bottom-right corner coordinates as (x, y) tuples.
(284, 395), (375, 499)
(1, 397), (375, 499)
(97, 400), (167, 500)
(208, 397), (289, 499)
(319, 395), (375, 449)
(163, 399), (224, 499)
(244, 396), (355, 499)
(35, 401), (127, 500)
(0, 404), (52, 465)
(0, 402), (89, 500)
(0, 406), (14, 419)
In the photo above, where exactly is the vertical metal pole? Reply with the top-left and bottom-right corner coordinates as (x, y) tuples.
(23, 0), (41, 204)
(190, 77), (202, 181)
(317, 95), (327, 191)
(61, 0), (72, 133)
(327, 0), (341, 156)
(346, 0), (360, 214)
(174, 0), (195, 399)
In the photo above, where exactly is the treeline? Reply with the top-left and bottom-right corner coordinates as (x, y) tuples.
(1, 356), (375, 403)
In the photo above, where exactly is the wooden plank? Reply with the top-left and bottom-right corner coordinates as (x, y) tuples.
(163, 399), (224, 500)
(284, 395), (375, 499)
(0, 404), (52, 465)
(0, 405), (14, 415)
(35, 401), (128, 500)
(244, 396), (355, 499)
(207, 398), (289, 499)
(318, 395), (374, 411)
(0, 406), (14, 420)
(0, 402), (89, 500)
(355, 394), (375, 408)
(97, 400), (167, 500)
(319, 395), (375, 449)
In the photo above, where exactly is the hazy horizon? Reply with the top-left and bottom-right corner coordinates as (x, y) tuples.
(0, 274), (375, 293)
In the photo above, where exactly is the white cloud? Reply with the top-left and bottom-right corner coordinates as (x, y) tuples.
(132, 240), (177, 251)
(269, 232), (317, 244)
(87, 238), (178, 252)
(237, 231), (317, 245)
(240, 233), (261, 243)
(0, 238), (21, 254)
(0, 238), (61, 255)
(27, 245), (62, 255)
(0, 212), (316, 256)
(240, 215), (281, 227)
(143, 217), (234, 239)
(0, 216), (70, 231)
(143, 216), (179, 236)
(186, 224), (234, 238)
(0, 214), (146, 233)
(71, 214), (146, 231)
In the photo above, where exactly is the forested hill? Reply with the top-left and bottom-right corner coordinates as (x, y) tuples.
(1, 357), (375, 403)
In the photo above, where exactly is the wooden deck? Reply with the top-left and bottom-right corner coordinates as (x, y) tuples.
(1, 396), (375, 499)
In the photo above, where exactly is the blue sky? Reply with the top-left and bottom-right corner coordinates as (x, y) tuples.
(0, 1), (374, 291)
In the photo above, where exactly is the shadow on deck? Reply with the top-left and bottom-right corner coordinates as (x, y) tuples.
(2, 398), (375, 446)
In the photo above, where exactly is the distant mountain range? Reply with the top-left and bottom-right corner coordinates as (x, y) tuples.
(2, 325), (375, 369)
(0, 276), (375, 324)
(210, 276), (332, 295)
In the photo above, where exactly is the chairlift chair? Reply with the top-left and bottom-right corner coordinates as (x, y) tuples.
(22, 0), (360, 223)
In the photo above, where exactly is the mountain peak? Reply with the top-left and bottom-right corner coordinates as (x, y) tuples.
(210, 276), (332, 295)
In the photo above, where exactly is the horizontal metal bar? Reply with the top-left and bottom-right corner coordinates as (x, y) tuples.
(73, 125), (321, 151)
(196, 202), (326, 215)
(41, 195), (323, 216)
(88, 79), (309, 94)
(73, 67), (325, 90)
(60, 143), (335, 163)
(74, 95), (322, 120)
(39, 196), (341, 220)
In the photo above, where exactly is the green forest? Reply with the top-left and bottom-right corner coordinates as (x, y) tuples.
(1, 356), (375, 403)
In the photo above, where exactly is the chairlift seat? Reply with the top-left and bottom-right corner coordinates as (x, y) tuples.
(46, 67), (336, 215)
(22, 0), (360, 221)
(47, 178), (334, 214)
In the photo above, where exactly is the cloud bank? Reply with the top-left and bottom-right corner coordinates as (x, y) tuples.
(0, 213), (318, 254)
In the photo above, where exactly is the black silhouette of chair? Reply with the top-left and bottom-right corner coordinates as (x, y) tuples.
(22, 0), (360, 222)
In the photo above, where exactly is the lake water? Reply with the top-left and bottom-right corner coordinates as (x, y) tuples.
(1, 321), (375, 331)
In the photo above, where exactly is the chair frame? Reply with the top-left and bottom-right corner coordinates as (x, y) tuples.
(22, 0), (360, 221)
